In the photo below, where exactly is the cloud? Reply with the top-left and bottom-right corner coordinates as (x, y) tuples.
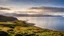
(0, 7), (15, 14)
(0, 6), (64, 17)
(21, 6), (64, 17)
(0, 7), (11, 10)
(28, 6), (64, 12)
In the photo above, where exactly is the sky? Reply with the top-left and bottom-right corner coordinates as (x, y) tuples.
(0, 0), (64, 10)
(0, 0), (64, 16)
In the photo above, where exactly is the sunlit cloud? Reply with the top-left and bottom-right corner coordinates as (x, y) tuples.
(0, 7), (15, 13)
(24, 6), (64, 16)
(28, 6), (64, 12)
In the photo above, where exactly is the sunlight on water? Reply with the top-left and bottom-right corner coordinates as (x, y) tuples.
(17, 17), (63, 31)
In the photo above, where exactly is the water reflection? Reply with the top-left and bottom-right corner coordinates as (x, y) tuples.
(17, 16), (64, 31)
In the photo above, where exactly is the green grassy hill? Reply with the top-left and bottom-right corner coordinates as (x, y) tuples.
(0, 15), (64, 36)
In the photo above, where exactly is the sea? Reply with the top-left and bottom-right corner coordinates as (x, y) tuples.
(16, 16), (64, 31)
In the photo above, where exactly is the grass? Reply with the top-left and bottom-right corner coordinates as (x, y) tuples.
(0, 21), (63, 36)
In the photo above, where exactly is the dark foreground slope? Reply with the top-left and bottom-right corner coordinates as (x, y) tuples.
(0, 15), (17, 22)
(0, 15), (63, 36)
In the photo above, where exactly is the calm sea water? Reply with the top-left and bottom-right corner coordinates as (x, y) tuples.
(16, 16), (64, 31)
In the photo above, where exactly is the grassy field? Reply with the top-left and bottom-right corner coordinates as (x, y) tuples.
(0, 21), (63, 36)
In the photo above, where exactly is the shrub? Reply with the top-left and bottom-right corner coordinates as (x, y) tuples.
(0, 31), (10, 36)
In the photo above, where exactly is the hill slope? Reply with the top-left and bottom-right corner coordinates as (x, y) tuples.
(0, 15), (17, 22)
(0, 15), (63, 36)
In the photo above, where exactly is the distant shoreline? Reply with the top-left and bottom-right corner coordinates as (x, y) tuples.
(15, 15), (62, 17)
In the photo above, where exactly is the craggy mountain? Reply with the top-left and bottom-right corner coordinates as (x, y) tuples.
(0, 15), (17, 22)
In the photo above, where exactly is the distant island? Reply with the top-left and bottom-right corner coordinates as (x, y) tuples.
(14, 14), (62, 17)
(0, 15), (63, 36)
